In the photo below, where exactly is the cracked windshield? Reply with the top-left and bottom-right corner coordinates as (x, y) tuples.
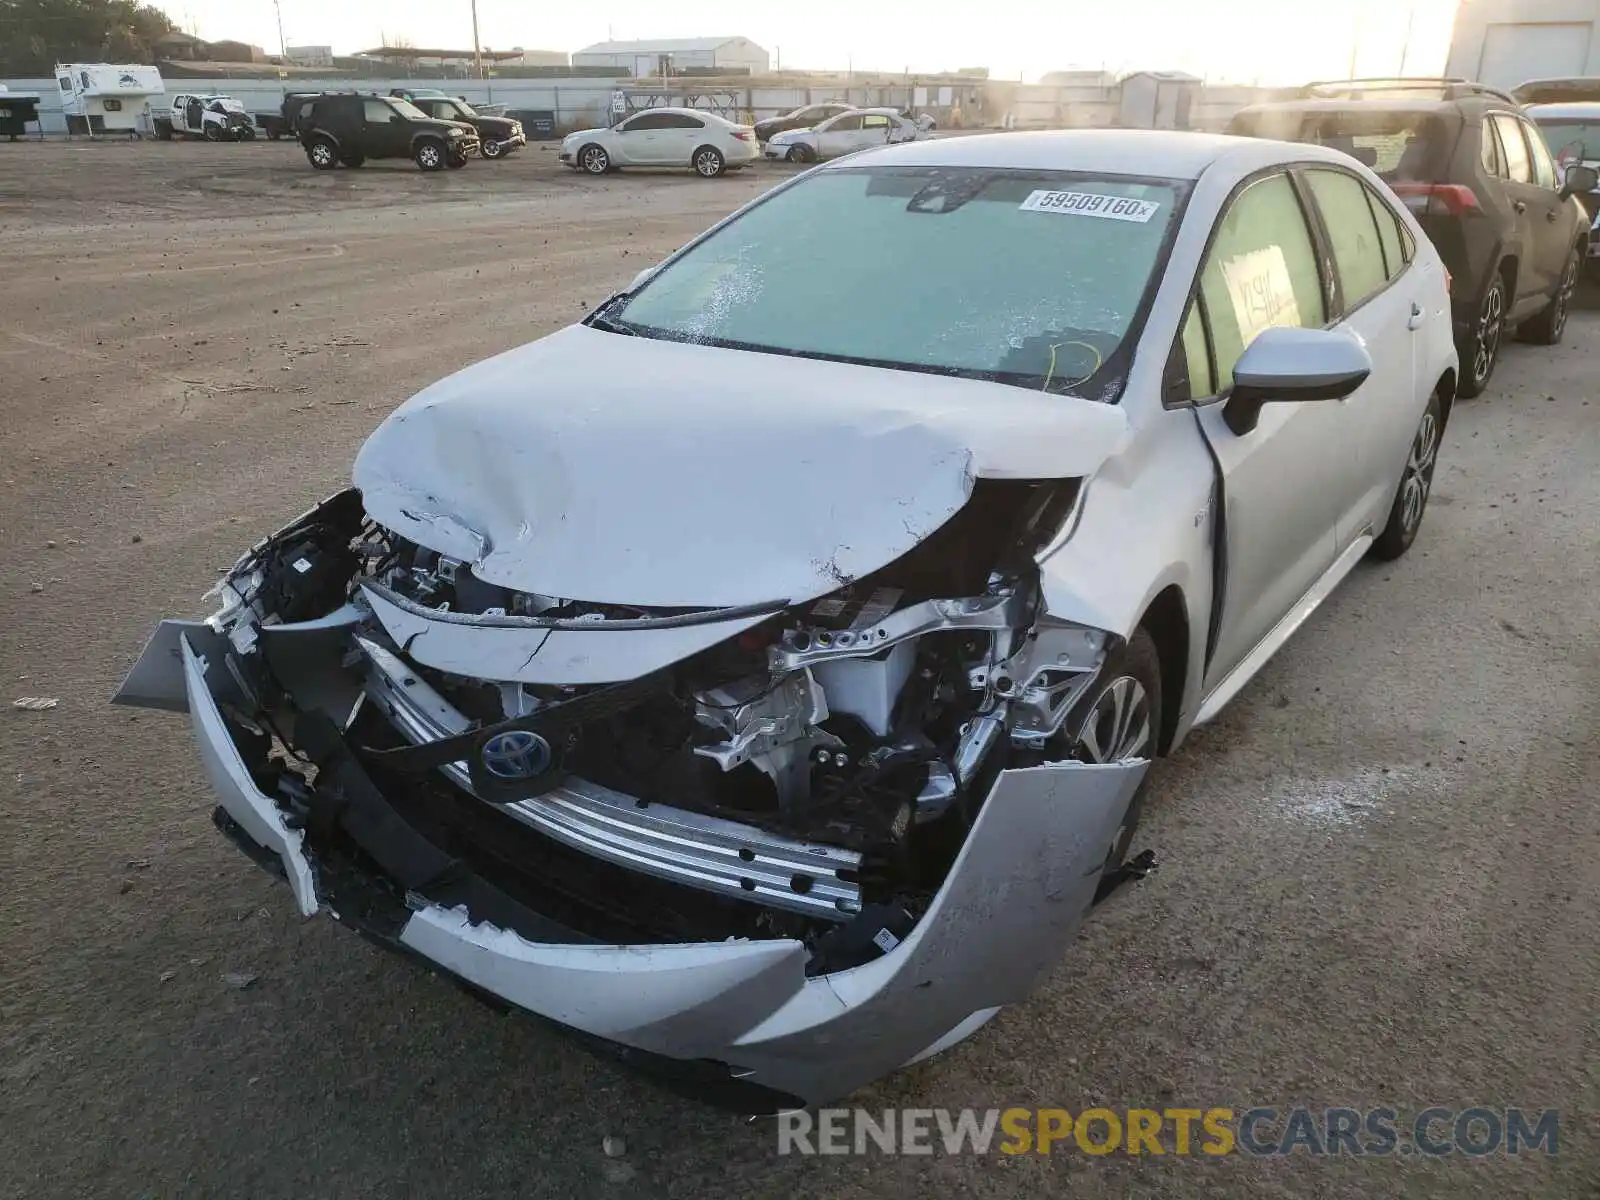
(610, 167), (1183, 394)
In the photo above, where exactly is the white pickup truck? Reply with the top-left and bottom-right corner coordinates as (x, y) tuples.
(152, 94), (257, 141)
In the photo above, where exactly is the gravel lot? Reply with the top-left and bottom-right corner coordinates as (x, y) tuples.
(1, 139), (1597, 1200)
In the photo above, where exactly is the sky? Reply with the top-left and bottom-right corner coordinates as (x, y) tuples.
(161, 0), (1459, 85)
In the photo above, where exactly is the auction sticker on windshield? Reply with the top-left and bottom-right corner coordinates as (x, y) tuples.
(1020, 190), (1162, 222)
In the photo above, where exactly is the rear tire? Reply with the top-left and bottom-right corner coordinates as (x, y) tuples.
(1519, 246), (1579, 346)
(306, 138), (338, 170)
(692, 145), (726, 177)
(1456, 270), (1507, 399)
(1370, 392), (1443, 561)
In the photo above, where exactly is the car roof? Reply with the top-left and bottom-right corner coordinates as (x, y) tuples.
(1526, 102), (1600, 119)
(828, 128), (1352, 180)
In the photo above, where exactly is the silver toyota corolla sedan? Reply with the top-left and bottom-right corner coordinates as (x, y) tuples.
(117, 130), (1456, 1109)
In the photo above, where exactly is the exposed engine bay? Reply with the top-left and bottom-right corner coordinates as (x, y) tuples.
(200, 479), (1124, 972)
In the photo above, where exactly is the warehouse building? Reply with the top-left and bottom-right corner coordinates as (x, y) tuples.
(1446, 0), (1600, 88)
(571, 37), (769, 76)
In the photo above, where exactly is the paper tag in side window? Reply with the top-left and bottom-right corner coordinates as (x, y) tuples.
(1019, 189), (1161, 222)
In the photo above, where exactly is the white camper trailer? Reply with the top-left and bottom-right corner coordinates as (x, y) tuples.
(55, 63), (165, 136)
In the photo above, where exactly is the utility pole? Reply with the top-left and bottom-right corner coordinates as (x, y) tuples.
(1398, 0), (1417, 75)
(273, 0), (287, 62)
(470, 0), (482, 79)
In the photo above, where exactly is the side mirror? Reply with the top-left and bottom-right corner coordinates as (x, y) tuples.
(1223, 326), (1373, 435)
(1561, 163), (1598, 197)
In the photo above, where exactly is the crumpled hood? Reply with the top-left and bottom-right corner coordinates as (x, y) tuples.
(353, 324), (1129, 609)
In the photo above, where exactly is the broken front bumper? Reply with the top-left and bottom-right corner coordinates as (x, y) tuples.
(118, 620), (1146, 1109)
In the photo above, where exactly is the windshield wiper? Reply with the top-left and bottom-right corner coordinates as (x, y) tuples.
(587, 313), (637, 336)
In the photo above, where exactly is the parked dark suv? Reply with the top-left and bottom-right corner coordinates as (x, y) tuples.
(1230, 78), (1599, 396)
(299, 93), (479, 172)
(393, 92), (526, 159)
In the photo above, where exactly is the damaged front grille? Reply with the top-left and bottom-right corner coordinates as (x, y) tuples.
(359, 636), (866, 919)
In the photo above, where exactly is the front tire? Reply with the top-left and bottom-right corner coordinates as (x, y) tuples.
(1055, 628), (1162, 893)
(481, 138), (504, 159)
(692, 145), (726, 177)
(787, 143), (815, 163)
(446, 152), (467, 169)
(1456, 270), (1507, 399)
(414, 139), (446, 171)
(339, 152), (364, 168)
(1370, 392), (1443, 561)
(1519, 246), (1579, 346)
(579, 143), (610, 174)
(203, 124), (222, 142)
(306, 138), (338, 170)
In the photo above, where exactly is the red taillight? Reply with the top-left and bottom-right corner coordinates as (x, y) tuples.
(1390, 182), (1481, 217)
(733, 130), (753, 141)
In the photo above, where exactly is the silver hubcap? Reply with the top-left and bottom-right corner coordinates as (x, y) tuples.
(1473, 283), (1503, 384)
(583, 148), (606, 172)
(1400, 409), (1439, 534)
(311, 145), (332, 166)
(696, 151), (719, 175)
(420, 146), (440, 167)
(1076, 676), (1153, 764)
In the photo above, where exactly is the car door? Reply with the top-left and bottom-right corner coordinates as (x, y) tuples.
(858, 113), (894, 150)
(1300, 166), (1427, 545)
(1519, 114), (1577, 286)
(1185, 171), (1346, 693)
(816, 114), (861, 158)
(661, 112), (707, 164)
(362, 98), (405, 156)
(1488, 112), (1555, 304)
(613, 111), (665, 164)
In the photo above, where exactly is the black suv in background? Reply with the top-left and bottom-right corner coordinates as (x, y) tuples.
(299, 93), (479, 172)
(1230, 78), (1598, 396)
(393, 92), (526, 159)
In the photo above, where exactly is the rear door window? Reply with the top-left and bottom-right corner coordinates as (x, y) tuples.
(1198, 173), (1327, 390)
(1492, 114), (1533, 182)
(1523, 118), (1559, 187)
(1304, 169), (1390, 309)
(363, 98), (393, 124)
(1364, 184), (1409, 279)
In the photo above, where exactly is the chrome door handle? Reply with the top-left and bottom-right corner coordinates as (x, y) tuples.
(1514, 199), (1528, 213)
(1547, 209), (1560, 222)
(1407, 302), (1425, 331)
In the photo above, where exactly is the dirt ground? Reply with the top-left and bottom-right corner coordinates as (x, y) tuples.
(1, 139), (1597, 1200)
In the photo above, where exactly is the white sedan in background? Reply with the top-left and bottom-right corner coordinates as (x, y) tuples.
(560, 106), (759, 177)
(764, 107), (924, 162)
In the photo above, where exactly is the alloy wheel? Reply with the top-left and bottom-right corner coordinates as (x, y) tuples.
(1472, 281), (1504, 386)
(309, 143), (334, 168)
(695, 149), (722, 176)
(1075, 676), (1154, 764)
(582, 146), (608, 173)
(418, 144), (442, 169)
(1399, 409), (1439, 536)
(1552, 254), (1578, 340)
